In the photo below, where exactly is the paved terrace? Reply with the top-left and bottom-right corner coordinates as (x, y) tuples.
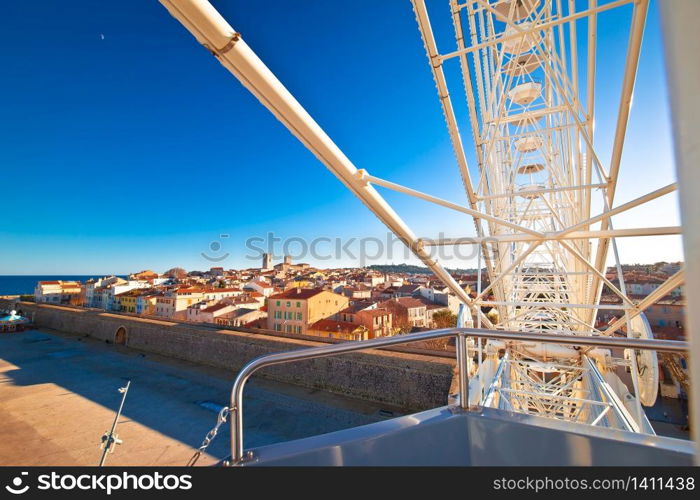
(0, 329), (401, 466)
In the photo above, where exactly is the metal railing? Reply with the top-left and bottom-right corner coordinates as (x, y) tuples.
(228, 327), (689, 464)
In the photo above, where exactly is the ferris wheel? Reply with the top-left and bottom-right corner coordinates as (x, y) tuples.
(409, 0), (682, 432)
(159, 0), (685, 434)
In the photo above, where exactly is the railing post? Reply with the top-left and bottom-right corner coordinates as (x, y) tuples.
(231, 404), (243, 464)
(230, 371), (250, 465)
(456, 333), (469, 409)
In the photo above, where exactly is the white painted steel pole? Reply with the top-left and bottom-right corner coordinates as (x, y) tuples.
(158, 0), (492, 328)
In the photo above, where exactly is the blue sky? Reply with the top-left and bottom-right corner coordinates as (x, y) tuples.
(0, 0), (682, 274)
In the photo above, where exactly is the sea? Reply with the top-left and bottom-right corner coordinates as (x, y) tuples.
(0, 275), (127, 296)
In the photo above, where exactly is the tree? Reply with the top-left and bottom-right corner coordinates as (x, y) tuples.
(421, 309), (457, 350)
(432, 309), (457, 329)
(393, 317), (413, 334)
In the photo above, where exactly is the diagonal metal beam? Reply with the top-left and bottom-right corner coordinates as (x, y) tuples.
(557, 182), (677, 237)
(158, 0), (496, 328)
(363, 172), (544, 237)
(414, 0), (503, 306)
(411, 0), (479, 207)
(559, 240), (635, 308)
(603, 269), (685, 336)
(587, 0), (650, 321)
(422, 226), (682, 246)
(474, 241), (542, 301)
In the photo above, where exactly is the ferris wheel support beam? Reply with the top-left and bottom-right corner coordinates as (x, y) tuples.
(449, 0), (489, 169)
(583, 0), (598, 222)
(363, 172), (543, 237)
(568, 0), (579, 107)
(587, 0), (649, 324)
(441, 0), (633, 61)
(413, 0), (504, 308)
(158, 0), (494, 328)
(558, 182), (677, 237)
(422, 225), (681, 246)
(473, 242), (543, 301)
(476, 300), (633, 311)
(411, 0), (479, 208)
(477, 182), (608, 201)
(559, 240), (636, 307)
(605, 0), (650, 206)
(602, 269), (685, 336)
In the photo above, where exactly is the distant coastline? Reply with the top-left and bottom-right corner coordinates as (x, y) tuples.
(0, 275), (127, 296)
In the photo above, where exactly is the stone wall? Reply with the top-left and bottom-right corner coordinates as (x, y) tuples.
(1, 299), (455, 411)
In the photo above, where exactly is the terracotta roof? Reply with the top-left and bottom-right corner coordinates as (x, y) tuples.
(269, 288), (326, 300)
(381, 297), (426, 309)
(202, 303), (232, 313)
(310, 319), (362, 334)
(358, 308), (391, 317)
(249, 280), (273, 288)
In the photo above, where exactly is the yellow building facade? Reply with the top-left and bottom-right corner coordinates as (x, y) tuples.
(267, 288), (348, 334)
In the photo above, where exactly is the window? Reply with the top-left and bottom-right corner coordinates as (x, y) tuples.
(276, 301), (280, 306)
(296, 302), (301, 308)
(286, 301), (291, 308)
(296, 312), (302, 320)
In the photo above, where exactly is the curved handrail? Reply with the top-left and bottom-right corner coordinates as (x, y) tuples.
(229, 327), (688, 464)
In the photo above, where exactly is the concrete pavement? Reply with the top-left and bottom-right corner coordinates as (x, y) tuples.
(0, 329), (397, 466)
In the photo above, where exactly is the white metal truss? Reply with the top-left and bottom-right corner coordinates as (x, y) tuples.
(409, 0), (683, 433)
(160, 0), (685, 435)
